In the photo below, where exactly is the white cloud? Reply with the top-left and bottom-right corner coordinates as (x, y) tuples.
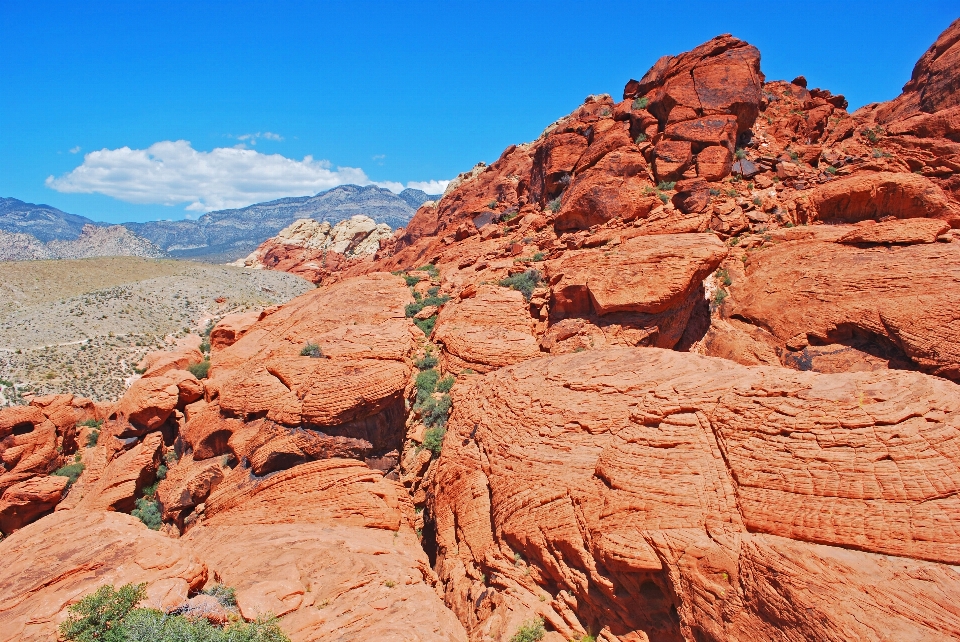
(407, 180), (450, 195)
(233, 131), (284, 146)
(46, 140), (451, 211)
(69, 146), (81, 154)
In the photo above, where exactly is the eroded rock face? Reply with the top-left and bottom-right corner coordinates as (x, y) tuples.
(237, 215), (394, 284)
(184, 458), (467, 642)
(0, 510), (207, 642)
(429, 348), (960, 641)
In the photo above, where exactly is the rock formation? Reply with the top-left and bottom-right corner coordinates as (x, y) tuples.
(2, 19), (960, 642)
(234, 215), (394, 283)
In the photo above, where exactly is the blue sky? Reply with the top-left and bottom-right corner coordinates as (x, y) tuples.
(1, 1), (957, 223)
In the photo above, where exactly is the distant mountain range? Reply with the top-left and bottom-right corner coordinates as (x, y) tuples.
(0, 185), (438, 263)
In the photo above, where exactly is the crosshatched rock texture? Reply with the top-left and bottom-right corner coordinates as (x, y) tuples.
(0, 510), (207, 642)
(430, 348), (960, 642)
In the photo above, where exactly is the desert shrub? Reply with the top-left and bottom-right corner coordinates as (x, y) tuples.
(59, 583), (146, 642)
(599, 107), (612, 117)
(825, 165), (838, 175)
(657, 181), (676, 191)
(531, 252), (545, 262)
(199, 339), (211, 353)
(487, 200), (498, 209)
(712, 288), (729, 307)
(510, 618), (546, 642)
(437, 374), (455, 393)
(59, 583), (289, 642)
(131, 497), (161, 530)
(421, 394), (452, 428)
(299, 343), (323, 358)
(404, 294), (450, 319)
(202, 583), (237, 608)
(422, 426), (446, 457)
(499, 269), (541, 301)
(546, 197), (562, 213)
(634, 133), (647, 144)
(415, 369), (440, 399)
(402, 273), (421, 287)
(752, 196), (762, 206)
(0, 379), (12, 387)
(86, 429), (100, 447)
(715, 268), (732, 287)
(79, 418), (103, 429)
(633, 96), (649, 109)
(734, 148), (746, 159)
(53, 462), (85, 488)
(414, 316), (436, 336)
(187, 359), (210, 379)
(788, 150), (799, 161)
(418, 264), (440, 278)
(414, 353), (439, 370)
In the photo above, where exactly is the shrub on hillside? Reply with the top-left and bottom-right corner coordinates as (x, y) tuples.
(187, 359), (210, 379)
(499, 270), (541, 301)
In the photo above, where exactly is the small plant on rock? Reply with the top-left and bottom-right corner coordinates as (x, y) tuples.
(633, 96), (649, 110)
(422, 426), (446, 457)
(437, 374), (455, 393)
(734, 148), (746, 160)
(634, 133), (647, 144)
(53, 460), (85, 488)
(657, 181), (676, 191)
(510, 618), (546, 642)
(202, 583), (237, 608)
(414, 352), (439, 370)
(300, 343), (324, 358)
(187, 359), (210, 379)
(499, 269), (542, 301)
(547, 197), (562, 213)
(131, 497), (161, 530)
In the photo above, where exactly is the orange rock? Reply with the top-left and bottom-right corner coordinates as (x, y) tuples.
(837, 217), (950, 244)
(183, 458), (467, 641)
(433, 285), (541, 373)
(73, 432), (163, 512)
(731, 233), (960, 380)
(116, 369), (201, 432)
(155, 453), (225, 527)
(696, 145), (733, 181)
(555, 150), (658, 230)
(430, 348), (960, 641)
(797, 171), (960, 226)
(0, 475), (68, 534)
(209, 310), (260, 350)
(139, 335), (203, 377)
(0, 509), (206, 642)
(653, 139), (693, 181)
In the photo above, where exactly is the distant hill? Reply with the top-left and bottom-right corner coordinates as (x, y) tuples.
(125, 185), (439, 262)
(0, 197), (100, 242)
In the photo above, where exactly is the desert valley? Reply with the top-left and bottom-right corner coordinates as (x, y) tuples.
(1, 15), (960, 642)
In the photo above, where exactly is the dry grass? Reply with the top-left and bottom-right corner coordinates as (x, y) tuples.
(0, 257), (311, 404)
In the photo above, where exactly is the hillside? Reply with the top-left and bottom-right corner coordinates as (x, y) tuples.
(0, 257), (311, 403)
(125, 185), (438, 262)
(0, 197), (99, 242)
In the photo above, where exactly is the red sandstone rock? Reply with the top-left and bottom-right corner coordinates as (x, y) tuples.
(837, 216), (950, 244)
(555, 150), (658, 230)
(209, 310), (260, 350)
(795, 172), (960, 226)
(430, 348), (960, 642)
(139, 335), (203, 377)
(730, 232), (960, 381)
(695, 145), (733, 181)
(0, 475), (68, 534)
(183, 458), (467, 641)
(116, 370), (202, 432)
(73, 432), (163, 512)
(0, 509), (206, 642)
(653, 139), (693, 181)
(433, 285), (541, 373)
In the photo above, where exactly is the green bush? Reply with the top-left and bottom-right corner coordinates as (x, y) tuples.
(402, 273), (422, 287)
(510, 618), (546, 642)
(404, 294), (450, 319)
(422, 427), (446, 457)
(202, 584), (238, 608)
(531, 252), (545, 262)
(546, 197), (562, 213)
(86, 429), (100, 448)
(199, 339), (211, 354)
(59, 583), (290, 642)
(131, 497), (161, 530)
(712, 288), (729, 307)
(418, 264), (440, 278)
(414, 317), (436, 336)
(78, 418), (103, 429)
(299, 343), (323, 358)
(436, 375), (455, 393)
(53, 462), (85, 488)
(734, 148), (746, 160)
(202, 320), (215, 337)
(715, 268), (732, 287)
(420, 394), (452, 428)
(414, 353), (439, 370)
(499, 269), (541, 301)
(633, 96), (649, 109)
(415, 369), (440, 396)
(634, 133), (647, 144)
(187, 359), (211, 379)
(825, 165), (838, 175)
(657, 181), (676, 191)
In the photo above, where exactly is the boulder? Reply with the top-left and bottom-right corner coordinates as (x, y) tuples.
(0, 510), (206, 642)
(73, 432), (163, 512)
(554, 150), (658, 230)
(653, 140), (693, 181)
(0, 475), (68, 535)
(837, 217), (950, 244)
(430, 348), (960, 641)
(731, 233), (960, 381)
(184, 458), (467, 641)
(696, 145), (733, 181)
(209, 310), (260, 350)
(116, 370), (202, 432)
(433, 285), (541, 374)
(796, 172), (960, 226)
